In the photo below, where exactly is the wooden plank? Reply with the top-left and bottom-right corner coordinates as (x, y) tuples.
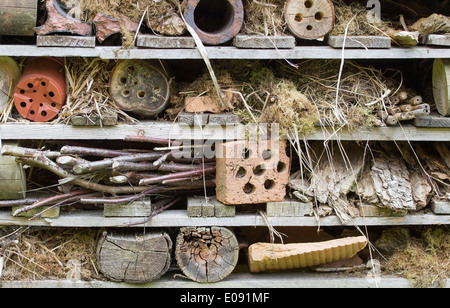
(103, 200), (152, 217)
(327, 35), (391, 49)
(136, 35), (196, 49)
(0, 123), (449, 141)
(1, 273), (447, 288)
(0, 45), (449, 60)
(423, 34), (450, 47)
(233, 35), (296, 49)
(414, 113), (450, 127)
(37, 36), (96, 48)
(0, 211), (447, 228)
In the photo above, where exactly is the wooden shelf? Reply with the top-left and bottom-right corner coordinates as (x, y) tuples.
(0, 45), (449, 60)
(0, 122), (449, 141)
(1, 273), (448, 288)
(0, 210), (447, 228)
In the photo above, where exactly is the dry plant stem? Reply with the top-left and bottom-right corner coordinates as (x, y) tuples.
(73, 152), (162, 174)
(60, 146), (132, 158)
(139, 166), (216, 185)
(0, 199), (42, 208)
(12, 190), (91, 217)
(17, 155), (150, 195)
(1, 145), (60, 159)
(124, 135), (173, 145)
(80, 187), (161, 205)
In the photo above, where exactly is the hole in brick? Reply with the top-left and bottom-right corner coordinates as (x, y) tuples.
(253, 165), (265, 176)
(242, 148), (252, 159)
(236, 167), (247, 178)
(277, 162), (287, 173)
(264, 180), (276, 190)
(262, 150), (272, 160)
(244, 183), (255, 194)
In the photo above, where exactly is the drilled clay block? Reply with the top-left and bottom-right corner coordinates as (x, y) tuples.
(216, 140), (290, 205)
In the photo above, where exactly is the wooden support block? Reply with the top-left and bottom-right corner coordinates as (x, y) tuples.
(422, 34), (450, 47)
(37, 35), (96, 48)
(12, 205), (59, 219)
(233, 35), (296, 49)
(430, 200), (450, 215)
(248, 236), (368, 273)
(103, 200), (152, 217)
(187, 196), (235, 218)
(178, 112), (240, 126)
(414, 113), (450, 128)
(0, 142), (26, 200)
(266, 199), (314, 217)
(208, 113), (240, 125)
(327, 35), (391, 49)
(358, 203), (407, 217)
(71, 115), (118, 127)
(136, 35), (196, 48)
(97, 230), (172, 283)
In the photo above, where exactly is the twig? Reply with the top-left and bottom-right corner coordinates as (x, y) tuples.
(139, 166), (216, 185)
(127, 196), (182, 226)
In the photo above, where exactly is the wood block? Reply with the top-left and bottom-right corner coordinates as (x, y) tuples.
(208, 113), (240, 125)
(423, 34), (450, 47)
(37, 35), (96, 48)
(97, 230), (172, 283)
(136, 35), (196, 48)
(178, 112), (240, 126)
(266, 200), (314, 217)
(358, 203), (407, 217)
(104, 200), (152, 217)
(71, 115), (118, 127)
(12, 205), (59, 219)
(430, 200), (450, 214)
(327, 35), (391, 49)
(414, 113), (450, 128)
(233, 35), (296, 49)
(187, 196), (235, 217)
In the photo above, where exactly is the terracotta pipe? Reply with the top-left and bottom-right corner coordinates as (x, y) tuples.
(184, 0), (244, 45)
(14, 57), (66, 122)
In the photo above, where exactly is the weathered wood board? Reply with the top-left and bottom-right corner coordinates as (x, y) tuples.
(187, 196), (236, 218)
(37, 36), (96, 48)
(233, 35), (296, 49)
(97, 230), (172, 283)
(0, 0), (37, 36)
(266, 200), (315, 217)
(11, 205), (60, 219)
(422, 34), (450, 47)
(327, 35), (391, 49)
(103, 200), (152, 217)
(414, 113), (450, 127)
(430, 199), (450, 214)
(136, 35), (196, 48)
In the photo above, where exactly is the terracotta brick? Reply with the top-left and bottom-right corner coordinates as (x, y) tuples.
(216, 140), (290, 205)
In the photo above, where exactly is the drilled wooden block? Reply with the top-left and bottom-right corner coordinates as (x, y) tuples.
(216, 140), (290, 205)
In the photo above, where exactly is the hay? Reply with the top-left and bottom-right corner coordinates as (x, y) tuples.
(242, 0), (287, 36)
(53, 58), (139, 125)
(330, 0), (390, 36)
(383, 226), (450, 288)
(1, 228), (100, 281)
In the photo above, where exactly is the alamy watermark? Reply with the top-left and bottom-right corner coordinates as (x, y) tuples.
(366, 0), (382, 24)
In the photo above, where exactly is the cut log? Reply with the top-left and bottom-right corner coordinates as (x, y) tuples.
(175, 227), (239, 283)
(0, 57), (21, 115)
(0, 0), (37, 36)
(97, 230), (172, 283)
(248, 236), (368, 273)
(433, 58), (450, 116)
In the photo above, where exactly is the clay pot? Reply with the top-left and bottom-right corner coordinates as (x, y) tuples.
(14, 57), (66, 122)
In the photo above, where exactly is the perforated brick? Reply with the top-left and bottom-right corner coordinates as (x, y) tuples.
(216, 140), (290, 205)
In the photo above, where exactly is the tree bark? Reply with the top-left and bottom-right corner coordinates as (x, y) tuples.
(175, 227), (239, 283)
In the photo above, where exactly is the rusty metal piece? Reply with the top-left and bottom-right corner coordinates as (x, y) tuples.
(34, 0), (92, 36)
(0, 57), (21, 114)
(285, 0), (335, 40)
(93, 13), (139, 43)
(184, 0), (244, 45)
(14, 57), (66, 122)
(110, 60), (170, 118)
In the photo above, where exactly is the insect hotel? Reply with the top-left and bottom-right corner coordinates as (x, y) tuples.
(0, 0), (449, 289)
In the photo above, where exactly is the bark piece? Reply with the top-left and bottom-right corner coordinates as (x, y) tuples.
(97, 230), (172, 283)
(248, 236), (368, 273)
(175, 227), (239, 283)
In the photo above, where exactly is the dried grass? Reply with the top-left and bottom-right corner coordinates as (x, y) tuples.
(383, 227), (450, 288)
(1, 228), (100, 281)
(242, 0), (287, 36)
(53, 58), (139, 125)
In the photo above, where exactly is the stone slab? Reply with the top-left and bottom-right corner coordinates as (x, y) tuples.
(233, 35), (296, 49)
(137, 35), (196, 48)
(37, 35), (96, 48)
(422, 34), (450, 47)
(327, 35), (391, 49)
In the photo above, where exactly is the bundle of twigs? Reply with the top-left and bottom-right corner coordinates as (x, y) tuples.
(0, 139), (215, 219)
